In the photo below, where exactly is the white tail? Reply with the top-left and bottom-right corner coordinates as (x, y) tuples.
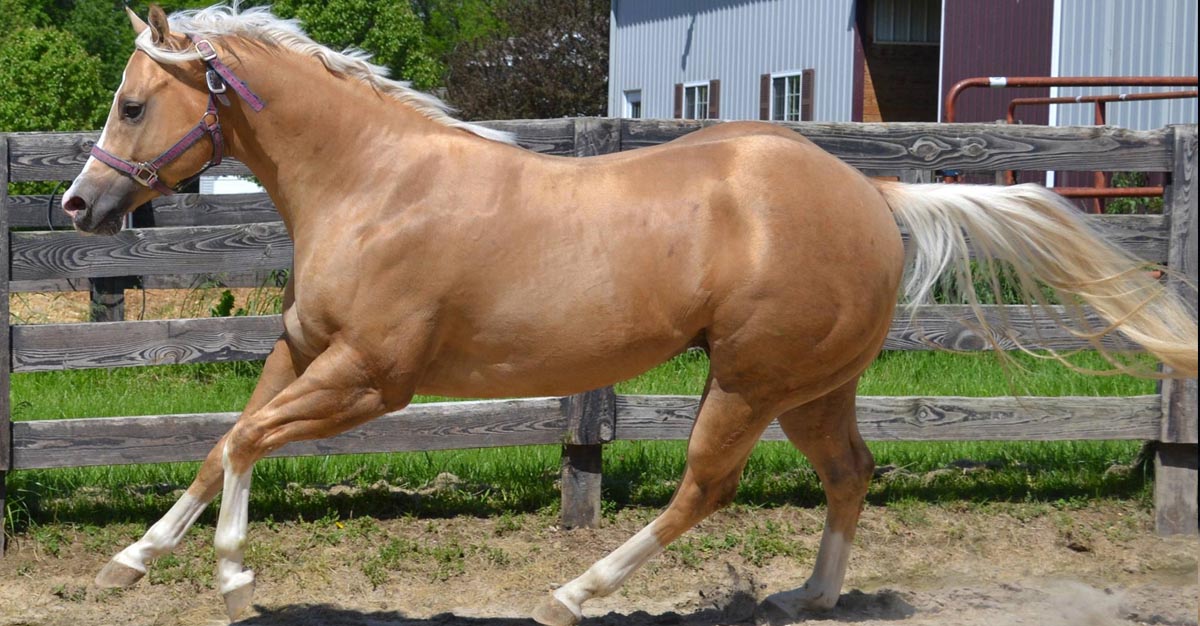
(878, 181), (1197, 378)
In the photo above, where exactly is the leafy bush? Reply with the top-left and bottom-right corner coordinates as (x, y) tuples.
(272, 0), (443, 90)
(0, 26), (108, 132)
(1105, 172), (1164, 215)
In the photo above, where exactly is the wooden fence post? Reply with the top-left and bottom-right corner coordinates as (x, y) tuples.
(574, 117), (620, 159)
(561, 387), (616, 529)
(1, 134), (11, 554)
(1157, 125), (1198, 536)
(89, 277), (134, 322)
(558, 118), (623, 530)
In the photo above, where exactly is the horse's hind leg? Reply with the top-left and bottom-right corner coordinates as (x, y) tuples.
(95, 337), (301, 589)
(533, 379), (773, 626)
(764, 378), (873, 616)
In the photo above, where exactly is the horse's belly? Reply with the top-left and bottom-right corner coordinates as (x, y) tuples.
(416, 323), (697, 398)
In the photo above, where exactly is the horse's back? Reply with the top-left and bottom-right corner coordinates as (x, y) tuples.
(659, 120), (817, 148)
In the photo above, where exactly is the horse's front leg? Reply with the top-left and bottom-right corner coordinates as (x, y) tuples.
(213, 341), (402, 621)
(95, 337), (302, 588)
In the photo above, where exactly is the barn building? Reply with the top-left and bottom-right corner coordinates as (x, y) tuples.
(607, 0), (1198, 130)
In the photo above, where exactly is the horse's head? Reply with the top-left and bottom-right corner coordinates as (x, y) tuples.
(62, 6), (221, 234)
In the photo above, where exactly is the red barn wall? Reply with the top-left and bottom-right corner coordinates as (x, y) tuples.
(940, 0), (1055, 123)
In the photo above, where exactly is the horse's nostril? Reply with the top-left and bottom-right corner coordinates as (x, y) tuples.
(63, 194), (88, 216)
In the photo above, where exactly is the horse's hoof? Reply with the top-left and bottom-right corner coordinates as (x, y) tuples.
(762, 584), (838, 618)
(95, 559), (145, 588)
(531, 594), (580, 626)
(221, 570), (256, 622)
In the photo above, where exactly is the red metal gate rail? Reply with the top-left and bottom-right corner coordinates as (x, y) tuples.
(943, 76), (1199, 202)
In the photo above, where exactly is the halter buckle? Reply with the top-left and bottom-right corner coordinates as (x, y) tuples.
(195, 39), (218, 62)
(133, 163), (160, 188)
(205, 69), (227, 95)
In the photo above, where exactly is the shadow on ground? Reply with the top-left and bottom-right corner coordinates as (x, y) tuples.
(758, 589), (918, 624)
(238, 589), (916, 626)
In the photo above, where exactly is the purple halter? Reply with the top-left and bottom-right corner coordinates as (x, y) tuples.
(90, 36), (266, 196)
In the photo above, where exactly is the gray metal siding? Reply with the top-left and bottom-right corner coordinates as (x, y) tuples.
(608, 0), (858, 121)
(1054, 0), (1197, 129)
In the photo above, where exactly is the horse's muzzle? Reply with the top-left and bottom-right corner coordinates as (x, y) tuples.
(61, 177), (133, 235)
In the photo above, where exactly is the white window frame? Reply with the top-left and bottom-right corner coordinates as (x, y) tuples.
(769, 71), (806, 122)
(683, 81), (710, 120)
(623, 89), (643, 119)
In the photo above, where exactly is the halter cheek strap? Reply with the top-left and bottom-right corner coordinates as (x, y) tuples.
(194, 38), (265, 112)
(91, 99), (222, 196)
(89, 35), (265, 196)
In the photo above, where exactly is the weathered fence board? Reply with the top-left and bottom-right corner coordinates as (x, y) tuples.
(893, 213), (1169, 265)
(6, 123), (574, 183)
(11, 393), (1162, 470)
(621, 121), (1174, 172)
(885, 304), (1139, 352)
(480, 119), (577, 155)
(131, 193), (279, 227)
(6, 131), (251, 182)
(11, 305), (1140, 373)
(11, 122), (1172, 183)
(11, 223), (293, 281)
(12, 315), (284, 372)
(615, 395), (1162, 442)
(6, 193), (77, 229)
(11, 398), (566, 470)
(7, 212), (1166, 286)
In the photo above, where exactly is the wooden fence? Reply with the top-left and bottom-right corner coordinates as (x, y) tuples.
(1, 119), (1196, 554)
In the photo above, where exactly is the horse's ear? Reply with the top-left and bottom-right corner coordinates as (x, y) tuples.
(148, 4), (171, 46)
(127, 6), (149, 36)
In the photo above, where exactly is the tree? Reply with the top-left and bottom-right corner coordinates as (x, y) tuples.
(0, 0), (49, 33)
(444, 0), (609, 120)
(272, 0), (443, 90)
(62, 0), (142, 91)
(410, 0), (505, 61)
(0, 26), (108, 132)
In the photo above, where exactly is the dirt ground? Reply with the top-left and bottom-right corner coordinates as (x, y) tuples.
(1, 501), (1195, 626)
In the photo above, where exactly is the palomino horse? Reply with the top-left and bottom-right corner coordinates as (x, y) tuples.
(61, 6), (1197, 624)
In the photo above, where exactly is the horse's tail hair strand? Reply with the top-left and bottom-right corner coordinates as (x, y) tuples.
(877, 181), (1197, 378)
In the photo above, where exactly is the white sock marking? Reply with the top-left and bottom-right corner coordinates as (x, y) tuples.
(805, 529), (850, 602)
(112, 493), (207, 572)
(214, 444), (255, 595)
(553, 519), (664, 618)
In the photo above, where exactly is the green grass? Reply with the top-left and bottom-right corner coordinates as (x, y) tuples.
(4, 350), (1157, 534)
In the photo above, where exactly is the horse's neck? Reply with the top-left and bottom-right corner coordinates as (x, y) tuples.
(224, 45), (453, 236)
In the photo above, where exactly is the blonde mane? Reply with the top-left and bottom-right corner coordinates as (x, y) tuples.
(135, 4), (516, 145)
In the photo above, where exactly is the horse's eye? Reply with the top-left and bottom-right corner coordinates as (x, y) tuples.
(122, 102), (145, 121)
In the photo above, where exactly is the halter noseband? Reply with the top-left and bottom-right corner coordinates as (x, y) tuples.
(90, 35), (266, 196)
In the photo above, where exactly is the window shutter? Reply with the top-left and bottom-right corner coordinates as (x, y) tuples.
(708, 79), (720, 119)
(760, 74), (771, 120)
(673, 83), (683, 119)
(801, 69), (815, 121)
